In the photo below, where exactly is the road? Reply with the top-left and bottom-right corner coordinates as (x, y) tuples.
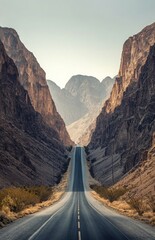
(0, 147), (155, 240)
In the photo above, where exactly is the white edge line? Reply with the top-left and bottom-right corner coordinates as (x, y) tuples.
(28, 204), (65, 240)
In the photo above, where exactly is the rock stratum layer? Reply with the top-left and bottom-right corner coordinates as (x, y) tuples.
(0, 40), (68, 188)
(89, 23), (155, 186)
(0, 27), (72, 146)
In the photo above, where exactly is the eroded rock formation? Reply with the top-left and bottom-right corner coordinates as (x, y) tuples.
(0, 40), (68, 187)
(89, 23), (155, 186)
(0, 27), (72, 146)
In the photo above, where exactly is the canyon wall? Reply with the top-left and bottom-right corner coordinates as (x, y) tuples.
(0, 27), (72, 146)
(89, 23), (155, 186)
(0, 40), (68, 187)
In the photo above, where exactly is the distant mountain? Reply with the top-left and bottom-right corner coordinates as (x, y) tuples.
(0, 40), (68, 187)
(88, 22), (155, 188)
(65, 75), (102, 111)
(47, 75), (115, 144)
(0, 27), (72, 146)
(47, 80), (87, 125)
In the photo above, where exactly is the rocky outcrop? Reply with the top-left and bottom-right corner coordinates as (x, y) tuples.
(105, 23), (155, 114)
(0, 27), (72, 146)
(89, 23), (155, 186)
(0, 40), (68, 187)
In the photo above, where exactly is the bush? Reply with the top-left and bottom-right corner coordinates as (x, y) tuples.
(148, 196), (155, 212)
(128, 197), (144, 215)
(90, 185), (126, 202)
(0, 188), (39, 212)
(0, 186), (52, 213)
(106, 188), (127, 202)
(26, 186), (52, 202)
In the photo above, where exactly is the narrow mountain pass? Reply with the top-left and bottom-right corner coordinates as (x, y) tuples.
(0, 147), (155, 240)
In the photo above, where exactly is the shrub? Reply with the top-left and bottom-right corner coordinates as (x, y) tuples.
(26, 186), (52, 202)
(1, 188), (39, 212)
(148, 196), (155, 212)
(0, 186), (52, 213)
(90, 185), (126, 202)
(90, 185), (109, 198)
(128, 197), (144, 215)
(106, 188), (127, 202)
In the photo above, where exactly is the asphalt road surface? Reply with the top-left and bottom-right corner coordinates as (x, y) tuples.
(0, 147), (155, 240)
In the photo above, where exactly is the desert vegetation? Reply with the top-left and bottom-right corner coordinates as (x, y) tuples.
(0, 186), (52, 227)
(148, 196), (155, 213)
(90, 185), (126, 202)
(127, 197), (144, 216)
(90, 184), (155, 225)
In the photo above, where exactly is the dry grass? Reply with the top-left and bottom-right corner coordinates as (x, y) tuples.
(127, 197), (144, 216)
(0, 161), (70, 228)
(86, 161), (155, 225)
(90, 185), (126, 203)
(87, 141), (155, 226)
(19, 167), (70, 217)
(148, 196), (155, 213)
(90, 185), (155, 225)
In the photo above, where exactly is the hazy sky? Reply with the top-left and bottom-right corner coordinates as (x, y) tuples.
(1, 0), (155, 87)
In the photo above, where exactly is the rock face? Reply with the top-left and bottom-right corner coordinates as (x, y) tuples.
(105, 23), (155, 114)
(0, 40), (68, 187)
(89, 23), (155, 186)
(48, 75), (114, 144)
(114, 137), (155, 200)
(0, 27), (72, 146)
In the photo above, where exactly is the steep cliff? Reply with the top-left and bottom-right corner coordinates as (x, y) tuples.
(105, 22), (155, 114)
(0, 27), (72, 146)
(89, 23), (155, 186)
(0, 40), (68, 187)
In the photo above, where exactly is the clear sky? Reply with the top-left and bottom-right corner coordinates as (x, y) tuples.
(1, 0), (155, 88)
